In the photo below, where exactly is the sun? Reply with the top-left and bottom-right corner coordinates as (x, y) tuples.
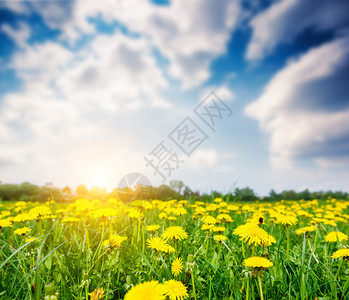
(88, 169), (109, 188)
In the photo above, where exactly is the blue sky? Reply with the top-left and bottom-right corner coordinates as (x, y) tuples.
(0, 0), (349, 195)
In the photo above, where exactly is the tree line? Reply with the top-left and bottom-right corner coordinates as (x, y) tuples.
(0, 180), (348, 203)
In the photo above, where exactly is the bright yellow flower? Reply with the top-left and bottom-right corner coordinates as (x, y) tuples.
(275, 214), (298, 226)
(325, 231), (348, 243)
(0, 219), (12, 228)
(216, 214), (233, 223)
(147, 237), (170, 252)
(163, 280), (189, 300)
(295, 225), (317, 235)
(201, 224), (215, 231)
(233, 223), (276, 246)
(331, 249), (349, 259)
(212, 226), (225, 233)
(162, 226), (188, 241)
(14, 227), (31, 236)
(171, 258), (183, 277)
(243, 256), (273, 268)
(102, 235), (127, 249)
(214, 235), (227, 242)
(124, 280), (165, 300)
(145, 225), (161, 232)
(89, 287), (104, 300)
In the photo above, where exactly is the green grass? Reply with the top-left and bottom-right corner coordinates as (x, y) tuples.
(0, 198), (348, 299)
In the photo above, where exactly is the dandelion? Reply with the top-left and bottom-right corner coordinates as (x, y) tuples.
(331, 249), (349, 259)
(325, 231), (348, 243)
(171, 258), (183, 277)
(25, 237), (35, 243)
(163, 280), (189, 300)
(216, 214), (233, 223)
(275, 214), (297, 260)
(243, 256), (273, 300)
(102, 235), (127, 249)
(214, 235), (227, 242)
(201, 224), (215, 231)
(14, 227), (31, 236)
(331, 249), (349, 280)
(275, 214), (298, 226)
(243, 256), (273, 269)
(212, 226), (225, 233)
(89, 287), (104, 300)
(0, 219), (12, 229)
(295, 225), (317, 235)
(233, 223), (276, 247)
(162, 226), (188, 241)
(124, 280), (165, 300)
(145, 224), (160, 233)
(147, 237), (170, 252)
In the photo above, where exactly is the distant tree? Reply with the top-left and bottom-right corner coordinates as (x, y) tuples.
(153, 184), (177, 200)
(76, 184), (88, 196)
(183, 186), (193, 198)
(62, 186), (72, 195)
(234, 187), (258, 202)
(169, 180), (185, 195)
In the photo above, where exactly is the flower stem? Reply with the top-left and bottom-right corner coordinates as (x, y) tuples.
(287, 226), (290, 260)
(258, 276), (264, 300)
(191, 269), (197, 300)
(336, 259), (343, 281)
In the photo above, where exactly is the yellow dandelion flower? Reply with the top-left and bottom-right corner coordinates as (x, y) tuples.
(201, 224), (215, 231)
(89, 287), (104, 300)
(212, 226), (225, 233)
(295, 225), (317, 235)
(14, 227), (32, 236)
(145, 225), (161, 232)
(233, 223), (276, 247)
(325, 231), (349, 243)
(214, 234), (227, 242)
(147, 237), (170, 252)
(331, 249), (349, 259)
(171, 258), (183, 276)
(102, 235), (127, 249)
(158, 212), (167, 220)
(243, 256), (273, 268)
(25, 237), (35, 243)
(124, 280), (165, 300)
(164, 245), (176, 254)
(162, 226), (188, 241)
(163, 280), (189, 300)
(0, 219), (12, 229)
(201, 215), (217, 225)
(216, 214), (233, 223)
(275, 214), (298, 226)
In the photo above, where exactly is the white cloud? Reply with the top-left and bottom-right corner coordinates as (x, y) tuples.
(201, 85), (235, 102)
(0, 29), (172, 186)
(245, 34), (349, 168)
(24, 0), (241, 88)
(1, 22), (30, 47)
(246, 0), (349, 61)
(187, 149), (219, 170)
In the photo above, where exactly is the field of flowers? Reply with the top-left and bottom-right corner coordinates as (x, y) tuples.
(0, 197), (348, 299)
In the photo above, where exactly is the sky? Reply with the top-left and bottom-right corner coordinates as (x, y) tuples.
(0, 0), (349, 196)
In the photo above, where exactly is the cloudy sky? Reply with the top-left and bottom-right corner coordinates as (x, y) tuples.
(0, 0), (349, 195)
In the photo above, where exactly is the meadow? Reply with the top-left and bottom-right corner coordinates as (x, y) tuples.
(0, 197), (348, 299)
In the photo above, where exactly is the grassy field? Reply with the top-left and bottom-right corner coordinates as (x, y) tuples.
(0, 197), (348, 299)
